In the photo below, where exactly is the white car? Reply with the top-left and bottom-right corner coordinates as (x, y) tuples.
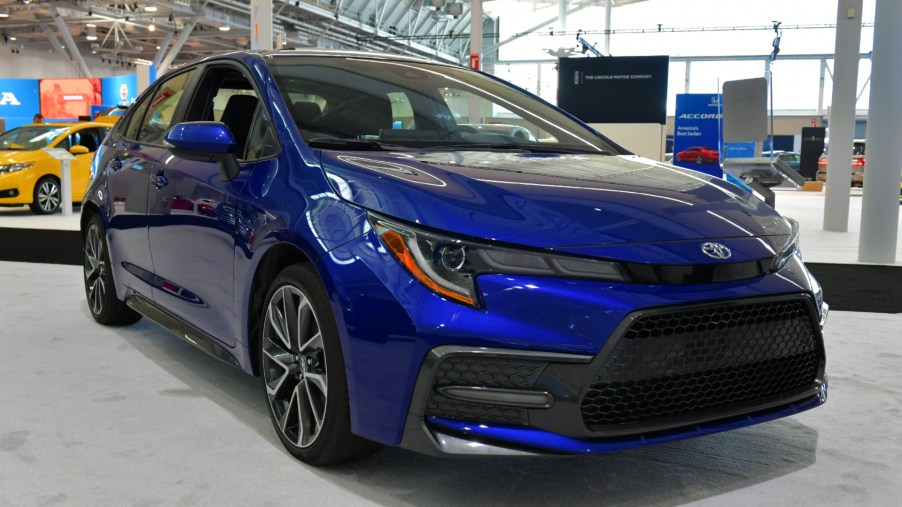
(461, 123), (538, 142)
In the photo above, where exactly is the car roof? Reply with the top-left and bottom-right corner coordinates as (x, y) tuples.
(181, 49), (458, 72)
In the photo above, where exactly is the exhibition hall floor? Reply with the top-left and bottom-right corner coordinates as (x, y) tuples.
(0, 260), (900, 506)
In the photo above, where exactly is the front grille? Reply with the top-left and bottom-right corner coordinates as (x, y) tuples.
(425, 356), (548, 425)
(581, 297), (821, 431)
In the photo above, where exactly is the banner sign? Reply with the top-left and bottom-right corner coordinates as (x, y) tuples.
(40, 78), (102, 120)
(672, 93), (723, 178)
(101, 74), (139, 106)
(557, 56), (669, 124)
(0, 78), (40, 131)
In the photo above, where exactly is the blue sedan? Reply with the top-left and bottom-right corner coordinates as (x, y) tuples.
(81, 50), (828, 465)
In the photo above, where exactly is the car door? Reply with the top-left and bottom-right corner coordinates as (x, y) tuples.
(64, 126), (107, 200)
(103, 69), (195, 299)
(146, 62), (278, 347)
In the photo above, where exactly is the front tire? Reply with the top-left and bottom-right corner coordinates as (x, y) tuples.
(30, 176), (61, 215)
(260, 264), (380, 465)
(83, 215), (142, 325)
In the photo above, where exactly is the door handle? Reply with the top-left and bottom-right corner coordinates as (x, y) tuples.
(150, 172), (169, 189)
(110, 151), (129, 172)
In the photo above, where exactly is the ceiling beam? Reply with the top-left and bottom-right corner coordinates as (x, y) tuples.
(42, 25), (81, 77)
(51, 8), (92, 78)
(158, 15), (199, 75)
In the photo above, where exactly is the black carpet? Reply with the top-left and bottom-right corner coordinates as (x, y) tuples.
(1, 227), (899, 313)
(805, 263), (902, 314)
(0, 227), (82, 266)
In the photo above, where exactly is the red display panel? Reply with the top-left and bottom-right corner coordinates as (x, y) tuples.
(39, 78), (102, 119)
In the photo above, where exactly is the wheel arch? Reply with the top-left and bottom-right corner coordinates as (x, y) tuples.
(246, 241), (316, 376)
(80, 200), (102, 237)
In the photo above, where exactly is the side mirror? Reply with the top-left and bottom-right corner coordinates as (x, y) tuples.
(69, 145), (89, 155)
(165, 122), (237, 154)
(165, 122), (241, 181)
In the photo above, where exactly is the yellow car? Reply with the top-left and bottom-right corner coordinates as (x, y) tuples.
(0, 122), (110, 214)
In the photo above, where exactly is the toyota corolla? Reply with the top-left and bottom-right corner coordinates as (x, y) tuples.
(81, 50), (828, 465)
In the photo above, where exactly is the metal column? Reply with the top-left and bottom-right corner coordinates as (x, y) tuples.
(858, 0), (902, 263)
(604, 0), (612, 55)
(823, 0), (863, 232)
(468, 0), (482, 123)
(251, 0), (274, 50)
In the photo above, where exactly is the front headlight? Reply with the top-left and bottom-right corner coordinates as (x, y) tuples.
(773, 216), (802, 272)
(369, 213), (627, 308)
(0, 162), (35, 174)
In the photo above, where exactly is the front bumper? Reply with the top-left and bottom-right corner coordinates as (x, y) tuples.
(399, 294), (827, 456)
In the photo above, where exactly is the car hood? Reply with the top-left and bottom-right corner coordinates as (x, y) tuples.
(321, 150), (792, 252)
(0, 151), (44, 164)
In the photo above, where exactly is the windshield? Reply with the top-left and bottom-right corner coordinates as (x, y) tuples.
(0, 126), (68, 151)
(267, 57), (624, 154)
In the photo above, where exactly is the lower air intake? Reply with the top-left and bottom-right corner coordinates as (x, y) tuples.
(581, 297), (822, 432)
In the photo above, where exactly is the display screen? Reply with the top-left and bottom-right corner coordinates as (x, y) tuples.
(557, 56), (669, 124)
(39, 78), (103, 119)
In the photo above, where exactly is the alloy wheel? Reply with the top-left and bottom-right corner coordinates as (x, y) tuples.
(262, 285), (328, 449)
(37, 180), (61, 213)
(84, 223), (106, 315)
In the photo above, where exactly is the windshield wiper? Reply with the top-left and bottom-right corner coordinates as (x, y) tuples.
(305, 138), (409, 151)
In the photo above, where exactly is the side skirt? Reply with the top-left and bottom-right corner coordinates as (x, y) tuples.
(125, 294), (241, 368)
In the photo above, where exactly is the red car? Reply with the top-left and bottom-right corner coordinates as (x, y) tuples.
(676, 146), (720, 165)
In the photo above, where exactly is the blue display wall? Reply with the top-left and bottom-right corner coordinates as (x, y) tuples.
(0, 79), (41, 130)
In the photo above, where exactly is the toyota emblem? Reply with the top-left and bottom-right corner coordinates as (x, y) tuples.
(701, 242), (732, 260)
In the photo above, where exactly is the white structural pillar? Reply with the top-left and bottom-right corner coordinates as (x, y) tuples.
(858, 0), (902, 263)
(251, 0), (274, 50)
(468, 0), (482, 123)
(559, 0), (567, 32)
(823, 0), (863, 232)
(136, 65), (152, 94)
(604, 0), (612, 55)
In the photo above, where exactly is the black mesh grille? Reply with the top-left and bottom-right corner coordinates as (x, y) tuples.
(426, 394), (528, 425)
(581, 298), (821, 431)
(425, 357), (547, 425)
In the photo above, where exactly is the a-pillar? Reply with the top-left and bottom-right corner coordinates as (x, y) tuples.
(858, 0), (901, 263)
(823, 0), (863, 232)
(251, 0), (274, 51)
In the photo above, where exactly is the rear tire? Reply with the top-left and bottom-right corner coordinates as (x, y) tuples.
(260, 264), (380, 465)
(83, 215), (142, 326)
(30, 176), (62, 215)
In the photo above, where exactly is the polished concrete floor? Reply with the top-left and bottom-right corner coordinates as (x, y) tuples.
(0, 260), (900, 506)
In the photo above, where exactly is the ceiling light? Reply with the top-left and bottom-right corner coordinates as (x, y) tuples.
(218, 25), (230, 31)
(86, 25), (97, 41)
(148, 23), (156, 32)
(9, 36), (17, 41)
(0, 9), (9, 19)
(145, 6), (158, 12)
